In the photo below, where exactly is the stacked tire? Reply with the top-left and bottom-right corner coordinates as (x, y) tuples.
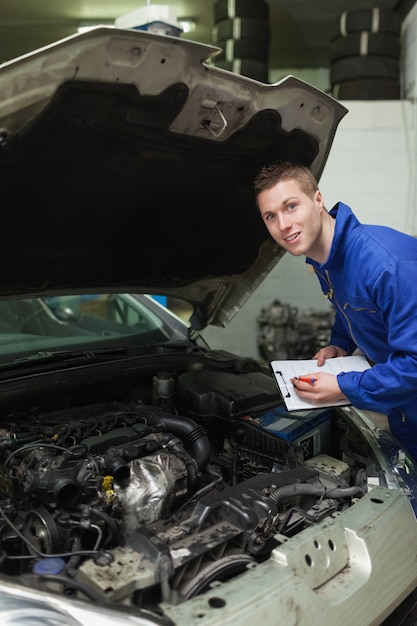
(212, 0), (270, 83)
(330, 7), (402, 100)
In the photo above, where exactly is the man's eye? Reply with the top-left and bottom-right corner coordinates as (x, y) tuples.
(288, 203), (296, 210)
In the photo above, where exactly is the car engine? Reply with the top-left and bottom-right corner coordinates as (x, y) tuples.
(0, 359), (398, 616)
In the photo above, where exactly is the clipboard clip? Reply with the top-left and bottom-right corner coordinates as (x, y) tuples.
(275, 370), (291, 398)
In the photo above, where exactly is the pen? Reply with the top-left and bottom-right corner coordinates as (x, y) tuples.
(297, 376), (317, 384)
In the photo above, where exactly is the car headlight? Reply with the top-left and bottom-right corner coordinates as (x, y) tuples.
(0, 579), (168, 626)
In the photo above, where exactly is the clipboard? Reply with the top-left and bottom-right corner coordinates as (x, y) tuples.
(270, 354), (371, 411)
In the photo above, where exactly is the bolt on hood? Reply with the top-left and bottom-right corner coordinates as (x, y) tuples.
(0, 27), (347, 330)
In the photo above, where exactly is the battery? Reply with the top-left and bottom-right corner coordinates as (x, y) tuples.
(258, 406), (332, 459)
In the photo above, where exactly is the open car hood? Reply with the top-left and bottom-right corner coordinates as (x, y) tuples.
(0, 27), (347, 330)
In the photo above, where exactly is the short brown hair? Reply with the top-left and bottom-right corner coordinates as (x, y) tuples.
(254, 161), (318, 199)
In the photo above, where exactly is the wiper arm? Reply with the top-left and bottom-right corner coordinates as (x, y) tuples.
(15, 350), (89, 363)
(11, 348), (128, 366)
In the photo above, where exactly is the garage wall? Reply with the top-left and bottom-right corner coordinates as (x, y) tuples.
(201, 5), (417, 362)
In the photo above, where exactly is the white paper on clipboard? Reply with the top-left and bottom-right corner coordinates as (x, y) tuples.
(270, 354), (371, 411)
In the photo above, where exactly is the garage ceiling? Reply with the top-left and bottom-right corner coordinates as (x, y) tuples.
(0, 0), (413, 68)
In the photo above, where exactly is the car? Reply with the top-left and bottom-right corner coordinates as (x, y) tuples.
(0, 25), (416, 626)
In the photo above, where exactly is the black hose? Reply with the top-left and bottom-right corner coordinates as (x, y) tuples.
(89, 507), (118, 547)
(268, 482), (363, 505)
(139, 406), (211, 471)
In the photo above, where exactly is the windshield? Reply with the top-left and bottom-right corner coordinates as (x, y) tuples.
(0, 293), (189, 363)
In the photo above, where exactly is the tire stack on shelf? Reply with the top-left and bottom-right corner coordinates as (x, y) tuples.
(212, 0), (270, 83)
(330, 7), (402, 100)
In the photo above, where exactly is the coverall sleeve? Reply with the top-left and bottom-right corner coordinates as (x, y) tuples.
(337, 260), (417, 413)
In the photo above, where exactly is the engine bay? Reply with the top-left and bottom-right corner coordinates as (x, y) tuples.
(0, 355), (400, 618)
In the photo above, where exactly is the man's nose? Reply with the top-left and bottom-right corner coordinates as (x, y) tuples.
(277, 213), (292, 230)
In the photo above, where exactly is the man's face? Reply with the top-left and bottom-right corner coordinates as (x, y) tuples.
(257, 179), (326, 261)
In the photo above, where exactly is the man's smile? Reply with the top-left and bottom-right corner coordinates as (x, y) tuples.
(284, 231), (301, 242)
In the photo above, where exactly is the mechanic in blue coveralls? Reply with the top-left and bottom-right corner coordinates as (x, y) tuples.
(254, 160), (417, 460)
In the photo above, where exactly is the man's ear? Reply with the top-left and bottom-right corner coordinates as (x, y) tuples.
(315, 189), (324, 209)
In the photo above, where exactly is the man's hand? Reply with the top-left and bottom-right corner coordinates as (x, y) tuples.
(312, 345), (349, 366)
(291, 372), (347, 405)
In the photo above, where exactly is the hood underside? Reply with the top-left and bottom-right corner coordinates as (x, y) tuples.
(0, 27), (347, 329)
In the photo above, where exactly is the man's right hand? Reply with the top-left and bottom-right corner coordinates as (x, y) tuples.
(312, 345), (349, 366)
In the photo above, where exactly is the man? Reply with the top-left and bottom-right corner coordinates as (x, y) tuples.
(254, 160), (417, 459)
